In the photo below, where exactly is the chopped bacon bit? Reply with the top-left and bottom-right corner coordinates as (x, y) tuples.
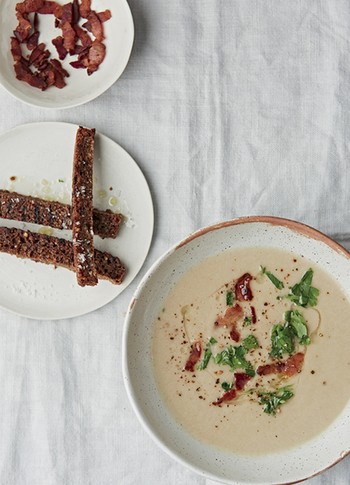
(50, 58), (69, 77)
(70, 60), (85, 69)
(10, 37), (22, 62)
(184, 341), (202, 372)
(213, 388), (237, 406)
(230, 328), (240, 342)
(74, 25), (92, 48)
(61, 2), (73, 23)
(97, 10), (112, 23)
(250, 305), (257, 323)
(37, 1), (61, 15)
(235, 273), (253, 301)
(85, 40), (106, 75)
(257, 352), (305, 377)
(16, 0), (44, 14)
(14, 12), (32, 42)
(215, 303), (243, 327)
(79, 0), (91, 18)
(72, 0), (80, 24)
(234, 372), (251, 391)
(26, 31), (40, 50)
(61, 21), (76, 52)
(83, 11), (104, 42)
(52, 36), (67, 60)
(14, 60), (47, 90)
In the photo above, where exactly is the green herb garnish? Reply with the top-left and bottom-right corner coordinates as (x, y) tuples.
(226, 290), (234, 306)
(214, 339), (257, 377)
(198, 337), (217, 370)
(242, 334), (259, 351)
(243, 316), (252, 327)
(285, 268), (319, 307)
(258, 386), (294, 415)
(285, 310), (311, 346)
(270, 310), (311, 358)
(221, 381), (233, 391)
(58, 178), (65, 183)
(261, 266), (284, 289)
(270, 324), (295, 358)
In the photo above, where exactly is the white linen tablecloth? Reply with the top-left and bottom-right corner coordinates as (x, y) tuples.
(0, 1), (349, 484)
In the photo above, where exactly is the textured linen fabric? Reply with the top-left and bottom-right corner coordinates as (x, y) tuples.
(0, 1), (350, 484)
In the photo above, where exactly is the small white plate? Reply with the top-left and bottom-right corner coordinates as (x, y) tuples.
(0, 0), (134, 108)
(0, 122), (153, 319)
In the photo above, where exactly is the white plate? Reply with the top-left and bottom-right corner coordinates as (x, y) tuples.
(123, 217), (350, 485)
(0, 122), (153, 319)
(0, 0), (134, 108)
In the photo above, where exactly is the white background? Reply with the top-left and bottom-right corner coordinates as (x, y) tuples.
(0, 1), (349, 484)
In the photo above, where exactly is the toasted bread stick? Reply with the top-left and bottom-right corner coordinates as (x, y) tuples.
(72, 126), (97, 286)
(0, 189), (123, 239)
(0, 226), (126, 284)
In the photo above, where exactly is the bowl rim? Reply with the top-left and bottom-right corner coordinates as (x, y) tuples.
(122, 216), (350, 485)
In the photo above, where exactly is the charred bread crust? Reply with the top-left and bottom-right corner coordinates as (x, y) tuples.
(0, 189), (123, 239)
(72, 126), (97, 286)
(0, 227), (126, 284)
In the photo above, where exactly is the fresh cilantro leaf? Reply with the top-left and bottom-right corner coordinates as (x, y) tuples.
(221, 381), (233, 391)
(285, 310), (311, 346)
(285, 268), (319, 307)
(214, 344), (256, 377)
(258, 386), (294, 415)
(226, 290), (234, 306)
(242, 334), (259, 351)
(261, 266), (284, 289)
(198, 337), (217, 370)
(243, 316), (252, 327)
(270, 324), (295, 358)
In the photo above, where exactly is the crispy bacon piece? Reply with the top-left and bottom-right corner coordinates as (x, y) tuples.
(216, 303), (243, 341)
(235, 273), (253, 301)
(49, 59), (69, 88)
(52, 36), (67, 60)
(10, 37), (22, 61)
(14, 11), (32, 42)
(213, 388), (237, 406)
(257, 352), (305, 377)
(229, 328), (240, 342)
(215, 303), (243, 327)
(16, 0), (44, 14)
(234, 372), (251, 391)
(61, 21), (76, 52)
(26, 31), (40, 50)
(213, 373), (251, 406)
(37, 0), (61, 15)
(97, 10), (112, 23)
(79, 0), (91, 18)
(72, 0), (80, 24)
(74, 25), (92, 48)
(184, 341), (202, 372)
(85, 40), (106, 75)
(14, 60), (47, 90)
(29, 42), (48, 67)
(83, 11), (104, 42)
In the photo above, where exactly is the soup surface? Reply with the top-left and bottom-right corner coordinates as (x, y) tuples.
(152, 247), (350, 454)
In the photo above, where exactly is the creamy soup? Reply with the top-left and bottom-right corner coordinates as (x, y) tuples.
(152, 247), (350, 455)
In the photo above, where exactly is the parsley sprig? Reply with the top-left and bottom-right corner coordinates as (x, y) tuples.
(214, 335), (259, 377)
(270, 310), (311, 358)
(258, 386), (294, 415)
(261, 266), (284, 289)
(198, 337), (217, 370)
(284, 268), (319, 307)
